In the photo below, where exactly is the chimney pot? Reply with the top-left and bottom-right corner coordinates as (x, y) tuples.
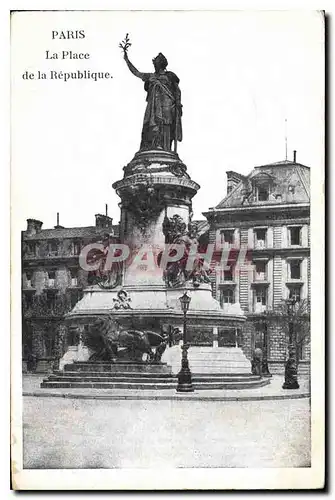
(26, 219), (43, 236)
(226, 171), (244, 195)
(95, 213), (113, 230)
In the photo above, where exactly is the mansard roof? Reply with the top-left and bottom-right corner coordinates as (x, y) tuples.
(194, 219), (210, 236)
(214, 160), (310, 210)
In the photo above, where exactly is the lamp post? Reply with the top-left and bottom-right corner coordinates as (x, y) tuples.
(176, 292), (194, 393)
(282, 298), (299, 389)
(261, 316), (272, 377)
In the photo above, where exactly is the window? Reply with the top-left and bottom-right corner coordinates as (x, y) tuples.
(257, 186), (269, 201)
(26, 243), (36, 256)
(46, 290), (56, 308)
(289, 226), (301, 246)
(72, 241), (81, 255)
(289, 286), (301, 302)
(221, 230), (234, 247)
(25, 272), (33, 288)
(254, 287), (267, 312)
(289, 260), (301, 280)
(223, 266), (234, 281)
(70, 268), (78, 286)
(221, 288), (234, 305)
(255, 287), (266, 305)
(254, 261), (266, 281)
(254, 228), (267, 249)
(48, 271), (56, 287)
(24, 292), (33, 309)
(48, 241), (58, 256)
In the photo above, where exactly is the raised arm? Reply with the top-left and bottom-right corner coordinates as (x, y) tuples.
(123, 52), (147, 80)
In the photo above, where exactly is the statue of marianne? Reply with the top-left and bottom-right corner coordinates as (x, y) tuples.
(123, 50), (183, 152)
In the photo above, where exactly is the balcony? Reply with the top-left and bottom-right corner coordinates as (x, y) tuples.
(254, 240), (266, 250)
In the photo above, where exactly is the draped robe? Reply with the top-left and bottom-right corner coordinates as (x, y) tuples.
(139, 71), (182, 151)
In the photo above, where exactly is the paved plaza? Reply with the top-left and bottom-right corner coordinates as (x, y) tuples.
(23, 395), (310, 469)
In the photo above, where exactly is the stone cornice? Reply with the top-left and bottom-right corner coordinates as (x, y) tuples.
(208, 217), (310, 228)
(250, 247), (310, 257)
(204, 202), (310, 219)
(113, 174), (200, 193)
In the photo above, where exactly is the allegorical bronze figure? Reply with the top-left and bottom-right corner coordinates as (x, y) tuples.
(120, 34), (183, 152)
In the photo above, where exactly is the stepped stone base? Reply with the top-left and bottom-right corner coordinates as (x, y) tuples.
(41, 368), (270, 391)
(40, 353), (270, 390)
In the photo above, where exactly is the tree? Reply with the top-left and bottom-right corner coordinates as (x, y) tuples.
(265, 299), (310, 363)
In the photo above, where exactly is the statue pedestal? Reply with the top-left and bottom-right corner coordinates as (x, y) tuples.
(113, 149), (200, 285)
(64, 148), (246, 366)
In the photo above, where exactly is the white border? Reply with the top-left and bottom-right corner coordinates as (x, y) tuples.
(6, 3), (326, 492)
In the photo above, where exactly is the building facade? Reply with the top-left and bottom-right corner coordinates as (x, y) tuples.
(203, 156), (310, 372)
(22, 214), (118, 372)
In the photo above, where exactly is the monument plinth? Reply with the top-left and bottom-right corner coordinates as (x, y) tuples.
(66, 147), (245, 344)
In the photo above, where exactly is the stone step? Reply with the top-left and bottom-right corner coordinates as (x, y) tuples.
(65, 362), (172, 374)
(194, 379), (270, 390)
(48, 375), (176, 384)
(41, 381), (177, 390)
(47, 374), (262, 384)
(53, 370), (260, 380)
(41, 378), (270, 391)
(54, 370), (173, 379)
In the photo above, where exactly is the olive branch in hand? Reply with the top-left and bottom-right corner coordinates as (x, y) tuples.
(119, 33), (132, 53)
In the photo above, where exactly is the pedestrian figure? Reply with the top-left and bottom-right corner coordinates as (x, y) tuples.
(251, 347), (263, 376)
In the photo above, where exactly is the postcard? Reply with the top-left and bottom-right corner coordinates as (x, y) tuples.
(11, 9), (324, 490)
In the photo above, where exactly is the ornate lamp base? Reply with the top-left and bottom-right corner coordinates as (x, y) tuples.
(282, 380), (300, 389)
(282, 347), (299, 390)
(176, 344), (194, 393)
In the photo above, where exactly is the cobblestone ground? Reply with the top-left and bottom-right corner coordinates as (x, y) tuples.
(23, 397), (310, 469)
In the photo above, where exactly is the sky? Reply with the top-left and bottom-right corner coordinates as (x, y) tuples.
(11, 10), (324, 230)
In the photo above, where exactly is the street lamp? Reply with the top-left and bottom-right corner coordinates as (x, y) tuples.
(261, 316), (272, 377)
(282, 298), (299, 389)
(176, 292), (194, 393)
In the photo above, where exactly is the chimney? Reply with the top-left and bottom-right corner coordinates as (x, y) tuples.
(95, 213), (114, 231)
(226, 171), (244, 195)
(26, 219), (43, 236)
(54, 212), (65, 229)
(293, 150), (297, 163)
